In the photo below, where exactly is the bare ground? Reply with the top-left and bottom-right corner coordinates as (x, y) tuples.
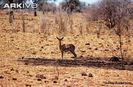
(0, 11), (133, 87)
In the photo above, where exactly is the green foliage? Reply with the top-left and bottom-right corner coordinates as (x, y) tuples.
(61, 0), (82, 13)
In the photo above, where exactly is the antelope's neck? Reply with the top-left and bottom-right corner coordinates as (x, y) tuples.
(59, 41), (62, 49)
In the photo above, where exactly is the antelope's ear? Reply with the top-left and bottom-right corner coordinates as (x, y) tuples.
(56, 37), (59, 40)
(61, 37), (64, 40)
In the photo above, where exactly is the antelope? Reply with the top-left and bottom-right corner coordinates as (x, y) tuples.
(56, 37), (77, 60)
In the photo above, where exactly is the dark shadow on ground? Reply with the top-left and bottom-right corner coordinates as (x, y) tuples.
(18, 57), (133, 71)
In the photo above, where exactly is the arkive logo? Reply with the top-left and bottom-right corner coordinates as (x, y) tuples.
(3, 3), (38, 9)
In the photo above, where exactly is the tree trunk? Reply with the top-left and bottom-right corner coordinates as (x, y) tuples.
(118, 31), (123, 61)
(9, 11), (14, 23)
(116, 25), (124, 61)
(22, 12), (25, 32)
(9, 0), (14, 23)
(34, 0), (37, 16)
(118, 32), (125, 70)
(34, 10), (37, 16)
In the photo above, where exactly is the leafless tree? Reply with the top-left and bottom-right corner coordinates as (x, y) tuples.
(98, 0), (131, 61)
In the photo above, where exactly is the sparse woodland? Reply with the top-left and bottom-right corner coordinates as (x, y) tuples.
(0, 0), (133, 87)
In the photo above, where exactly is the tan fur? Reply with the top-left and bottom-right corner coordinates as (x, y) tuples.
(56, 37), (77, 60)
